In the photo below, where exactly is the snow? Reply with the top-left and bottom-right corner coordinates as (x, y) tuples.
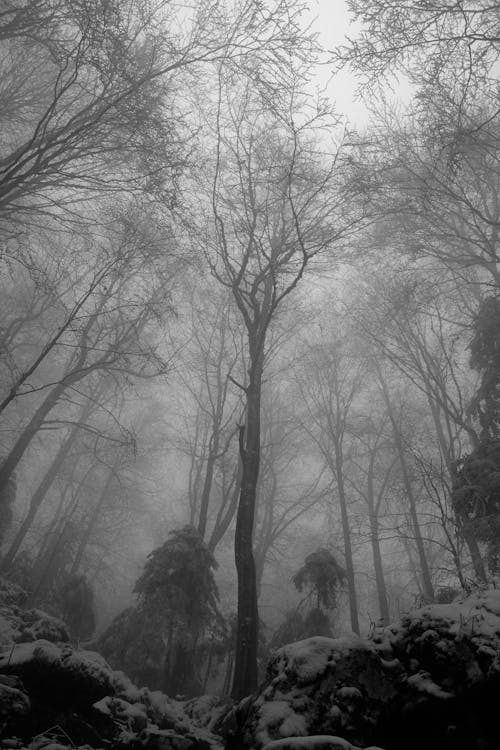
(263, 737), (386, 750)
(272, 636), (371, 685)
(256, 700), (308, 747)
(263, 737), (353, 750)
(0, 639), (62, 668)
(406, 671), (453, 699)
(0, 604), (69, 646)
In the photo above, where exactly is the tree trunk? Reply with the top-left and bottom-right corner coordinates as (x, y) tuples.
(366, 440), (391, 624)
(425, 392), (487, 583)
(367, 503), (390, 625)
(28, 518), (74, 605)
(0, 380), (69, 502)
(459, 514), (487, 584)
(0, 472), (16, 549)
(0, 400), (93, 572)
(197, 448), (217, 540)
(394, 429), (435, 602)
(70, 465), (115, 576)
(334, 450), (360, 635)
(231, 352), (262, 700)
(378, 378), (435, 601)
(208, 462), (241, 553)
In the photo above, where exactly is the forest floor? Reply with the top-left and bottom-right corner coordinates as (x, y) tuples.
(2, 578), (500, 750)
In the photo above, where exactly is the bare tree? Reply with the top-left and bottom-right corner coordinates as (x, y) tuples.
(195, 63), (369, 696)
(0, 210), (177, 531)
(347, 414), (397, 624)
(296, 335), (363, 634)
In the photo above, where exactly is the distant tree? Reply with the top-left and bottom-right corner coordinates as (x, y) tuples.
(269, 609), (309, 650)
(296, 336), (363, 634)
(269, 549), (345, 651)
(453, 440), (500, 574)
(292, 548), (347, 612)
(201, 69), (370, 695)
(269, 608), (333, 652)
(0, 470), (15, 549)
(453, 296), (500, 574)
(335, 0), (500, 123)
(99, 526), (220, 696)
(468, 296), (500, 439)
(57, 574), (96, 642)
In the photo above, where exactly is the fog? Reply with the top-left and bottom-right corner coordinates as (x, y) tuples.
(0, 2), (499, 749)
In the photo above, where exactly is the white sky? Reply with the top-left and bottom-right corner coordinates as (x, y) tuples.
(308, 0), (413, 127)
(308, 0), (370, 126)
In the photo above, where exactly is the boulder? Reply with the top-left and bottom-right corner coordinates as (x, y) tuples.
(0, 580), (224, 750)
(235, 589), (500, 750)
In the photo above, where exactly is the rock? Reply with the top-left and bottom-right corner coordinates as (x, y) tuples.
(0, 640), (116, 706)
(237, 635), (394, 749)
(0, 681), (30, 730)
(236, 590), (500, 750)
(0, 604), (69, 647)
(0, 580), (27, 608)
(262, 739), (385, 750)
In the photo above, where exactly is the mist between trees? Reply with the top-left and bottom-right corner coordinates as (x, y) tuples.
(1, 0), (500, 701)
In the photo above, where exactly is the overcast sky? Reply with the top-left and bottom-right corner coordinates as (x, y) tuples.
(309, 0), (370, 126)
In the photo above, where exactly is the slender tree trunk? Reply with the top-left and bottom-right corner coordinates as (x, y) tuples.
(425, 393), (487, 583)
(0, 380), (68, 500)
(394, 430), (435, 602)
(231, 350), (262, 700)
(401, 531), (424, 597)
(1, 400), (93, 571)
(459, 515), (487, 584)
(334, 451), (360, 635)
(367, 503), (390, 625)
(197, 447), (217, 540)
(366, 442), (391, 624)
(29, 518), (73, 605)
(208, 462), (241, 553)
(0, 472), (16, 548)
(378, 378), (435, 601)
(203, 642), (214, 693)
(223, 650), (234, 696)
(70, 465), (115, 576)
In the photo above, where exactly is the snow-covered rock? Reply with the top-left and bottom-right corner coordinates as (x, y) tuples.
(0, 581), (69, 646)
(262, 738), (384, 750)
(0, 580), (223, 750)
(236, 635), (393, 750)
(235, 589), (500, 750)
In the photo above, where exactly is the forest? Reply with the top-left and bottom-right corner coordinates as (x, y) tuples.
(1, 2), (500, 750)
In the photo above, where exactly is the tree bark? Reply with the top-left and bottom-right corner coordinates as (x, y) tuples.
(367, 503), (390, 625)
(334, 448), (360, 635)
(197, 448), (217, 540)
(231, 351), (262, 700)
(0, 380), (69, 502)
(365, 441), (391, 625)
(208, 461), (242, 553)
(379, 378), (435, 601)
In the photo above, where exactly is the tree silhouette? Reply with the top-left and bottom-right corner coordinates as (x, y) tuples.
(293, 548), (347, 611)
(99, 526), (220, 696)
(453, 296), (500, 575)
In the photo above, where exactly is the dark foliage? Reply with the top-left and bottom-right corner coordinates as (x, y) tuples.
(469, 296), (500, 438)
(453, 297), (500, 573)
(98, 526), (220, 697)
(57, 574), (96, 642)
(269, 607), (333, 650)
(292, 548), (347, 610)
(454, 439), (500, 573)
